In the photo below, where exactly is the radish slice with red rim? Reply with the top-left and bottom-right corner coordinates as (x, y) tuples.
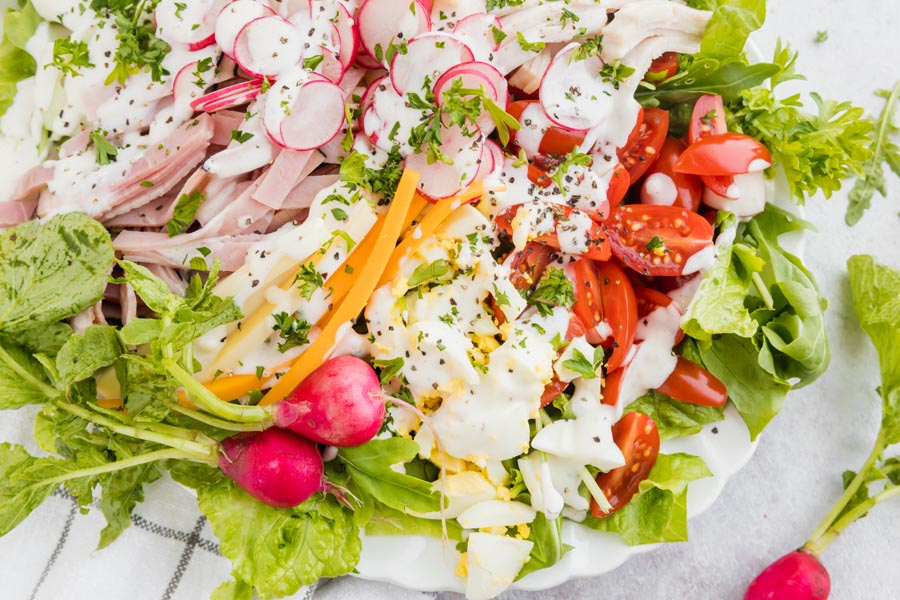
(355, 51), (383, 70)
(304, 39), (346, 83)
(333, 2), (359, 71)
(365, 80), (424, 153)
(452, 12), (504, 57)
(191, 79), (263, 112)
(278, 0), (312, 18)
(264, 72), (346, 150)
(215, 0), (277, 58)
(405, 123), (485, 200)
(539, 42), (616, 132)
(357, 0), (430, 64)
(390, 32), (475, 96)
(475, 139), (503, 180)
(233, 16), (305, 78)
(172, 54), (220, 105)
(434, 61), (508, 133)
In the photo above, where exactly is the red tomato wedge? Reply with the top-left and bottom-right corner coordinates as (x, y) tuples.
(507, 100), (587, 156)
(605, 204), (714, 277)
(601, 366), (624, 407)
(506, 242), (557, 291)
(617, 108), (669, 181)
(657, 356), (728, 407)
(674, 132), (772, 176)
(591, 412), (660, 518)
(640, 136), (703, 211)
(646, 52), (680, 81)
(606, 162), (631, 211)
(496, 204), (612, 261)
(688, 94), (727, 143)
(572, 259), (637, 371)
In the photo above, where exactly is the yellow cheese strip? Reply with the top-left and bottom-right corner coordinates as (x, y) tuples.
(260, 169), (421, 405)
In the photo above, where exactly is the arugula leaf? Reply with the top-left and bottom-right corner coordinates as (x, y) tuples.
(626, 390), (724, 440)
(337, 438), (441, 514)
(847, 255), (900, 444)
(846, 82), (900, 226)
(0, 1), (39, 117)
(198, 480), (360, 599)
(0, 213), (115, 334)
(516, 512), (571, 579)
(583, 453), (711, 545)
(55, 325), (123, 387)
(638, 57), (778, 108)
(686, 0), (765, 60)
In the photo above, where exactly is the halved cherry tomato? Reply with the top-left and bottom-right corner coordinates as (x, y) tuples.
(701, 174), (738, 199)
(604, 204), (714, 277)
(506, 242), (557, 291)
(601, 366), (624, 407)
(620, 108), (645, 159)
(657, 356), (728, 407)
(527, 163), (554, 188)
(507, 100), (587, 156)
(572, 259), (637, 371)
(606, 162), (631, 211)
(617, 108), (669, 182)
(688, 94), (727, 143)
(633, 286), (686, 346)
(591, 412), (660, 518)
(496, 204), (611, 261)
(640, 136), (702, 211)
(646, 52), (680, 82)
(674, 132), (772, 176)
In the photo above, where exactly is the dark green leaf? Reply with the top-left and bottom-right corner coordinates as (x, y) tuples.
(56, 325), (123, 386)
(637, 58), (778, 106)
(626, 390), (724, 440)
(516, 512), (570, 579)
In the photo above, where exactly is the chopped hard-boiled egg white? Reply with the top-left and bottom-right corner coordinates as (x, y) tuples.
(465, 533), (535, 600)
(416, 471), (498, 520)
(456, 500), (537, 530)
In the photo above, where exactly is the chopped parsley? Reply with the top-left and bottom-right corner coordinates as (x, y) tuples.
(192, 56), (213, 87)
(491, 25), (507, 45)
(89, 129), (118, 165)
(339, 147), (404, 199)
(562, 346), (604, 380)
(49, 38), (94, 77)
(560, 8), (579, 27)
(91, 0), (171, 85)
(599, 59), (636, 90)
(407, 259), (452, 289)
(302, 54), (324, 70)
(528, 267), (575, 316)
(516, 32), (546, 53)
(645, 235), (666, 252)
(293, 263), (324, 300)
(230, 129), (254, 144)
(166, 190), (205, 236)
(571, 36), (603, 62)
(549, 149), (593, 190)
(272, 312), (312, 352)
(815, 30), (828, 43)
(373, 357), (405, 385)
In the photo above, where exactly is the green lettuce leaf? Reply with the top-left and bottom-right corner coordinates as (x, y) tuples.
(685, 0), (766, 60)
(0, 443), (67, 535)
(55, 325), (123, 386)
(847, 255), (900, 444)
(583, 453), (711, 545)
(516, 512), (571, 579)
(626, 390), (724, 440)
(364, 502), (462, 539)
(0, 2), (40, 116)
(0, 340), (58, 409)
(0, 213), (115, 335)
(198, 480), (360, 599)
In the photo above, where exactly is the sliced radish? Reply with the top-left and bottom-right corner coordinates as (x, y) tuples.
(364, 80), (424, 153)
(172, 56), (219, 104)
(433, 61), (507, 133)
(389, 32), (474, 95)
(333, 2), (359, 71)
(405, 123), (485, 199)
(191, 79), (263, 112)
(357, 0), (430, 64)
(264, 71), (346, 150)
(355, 50), (383, 70)
(278, 0), (312, 18)
(304, 36), (346, 82)
(475, 139), (503, 180)
(452, 12), (503, 58)
(539, 42), (616, 132)
(289, 0), (341, 52)
(233, 16), (305, 78)
(215, 0), (277, 59)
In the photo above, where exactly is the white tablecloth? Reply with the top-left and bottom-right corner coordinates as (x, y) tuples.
(3, 1), (900, 598)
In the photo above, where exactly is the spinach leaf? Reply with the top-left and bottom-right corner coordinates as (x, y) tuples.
(683, 335), (790, 440)
(198, 480), (360, 599)
(516, 512), (570, 579)
(55, 325), (123, 386)
(0, 340), (58, 409)
(583, 453), (711, 545)
(626, 390), (724, 440)
(337, 438), (441, 515)
(0, 213), (114, 334)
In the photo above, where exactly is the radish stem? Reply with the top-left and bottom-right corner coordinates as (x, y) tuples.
(55, 402), (218, 464)
(166, 360), (275, 425)
(30, 448), (197, 490)
(803, 483), (900, 556)
(170, 404), (270, 432)
(804, 428), (885, 552)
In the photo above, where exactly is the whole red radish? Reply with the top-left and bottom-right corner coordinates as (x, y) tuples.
(744, 550), (830, 600)
(274, 355), (385, 447)
(219, 428), (325, 508)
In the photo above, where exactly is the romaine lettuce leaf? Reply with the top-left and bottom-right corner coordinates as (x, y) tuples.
(582, 453), (711, 545)
(0, 1), (40, 116)
(685, 0), (766, 60)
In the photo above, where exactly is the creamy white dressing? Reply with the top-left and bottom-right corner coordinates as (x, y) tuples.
(615, 303), (683, 412)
